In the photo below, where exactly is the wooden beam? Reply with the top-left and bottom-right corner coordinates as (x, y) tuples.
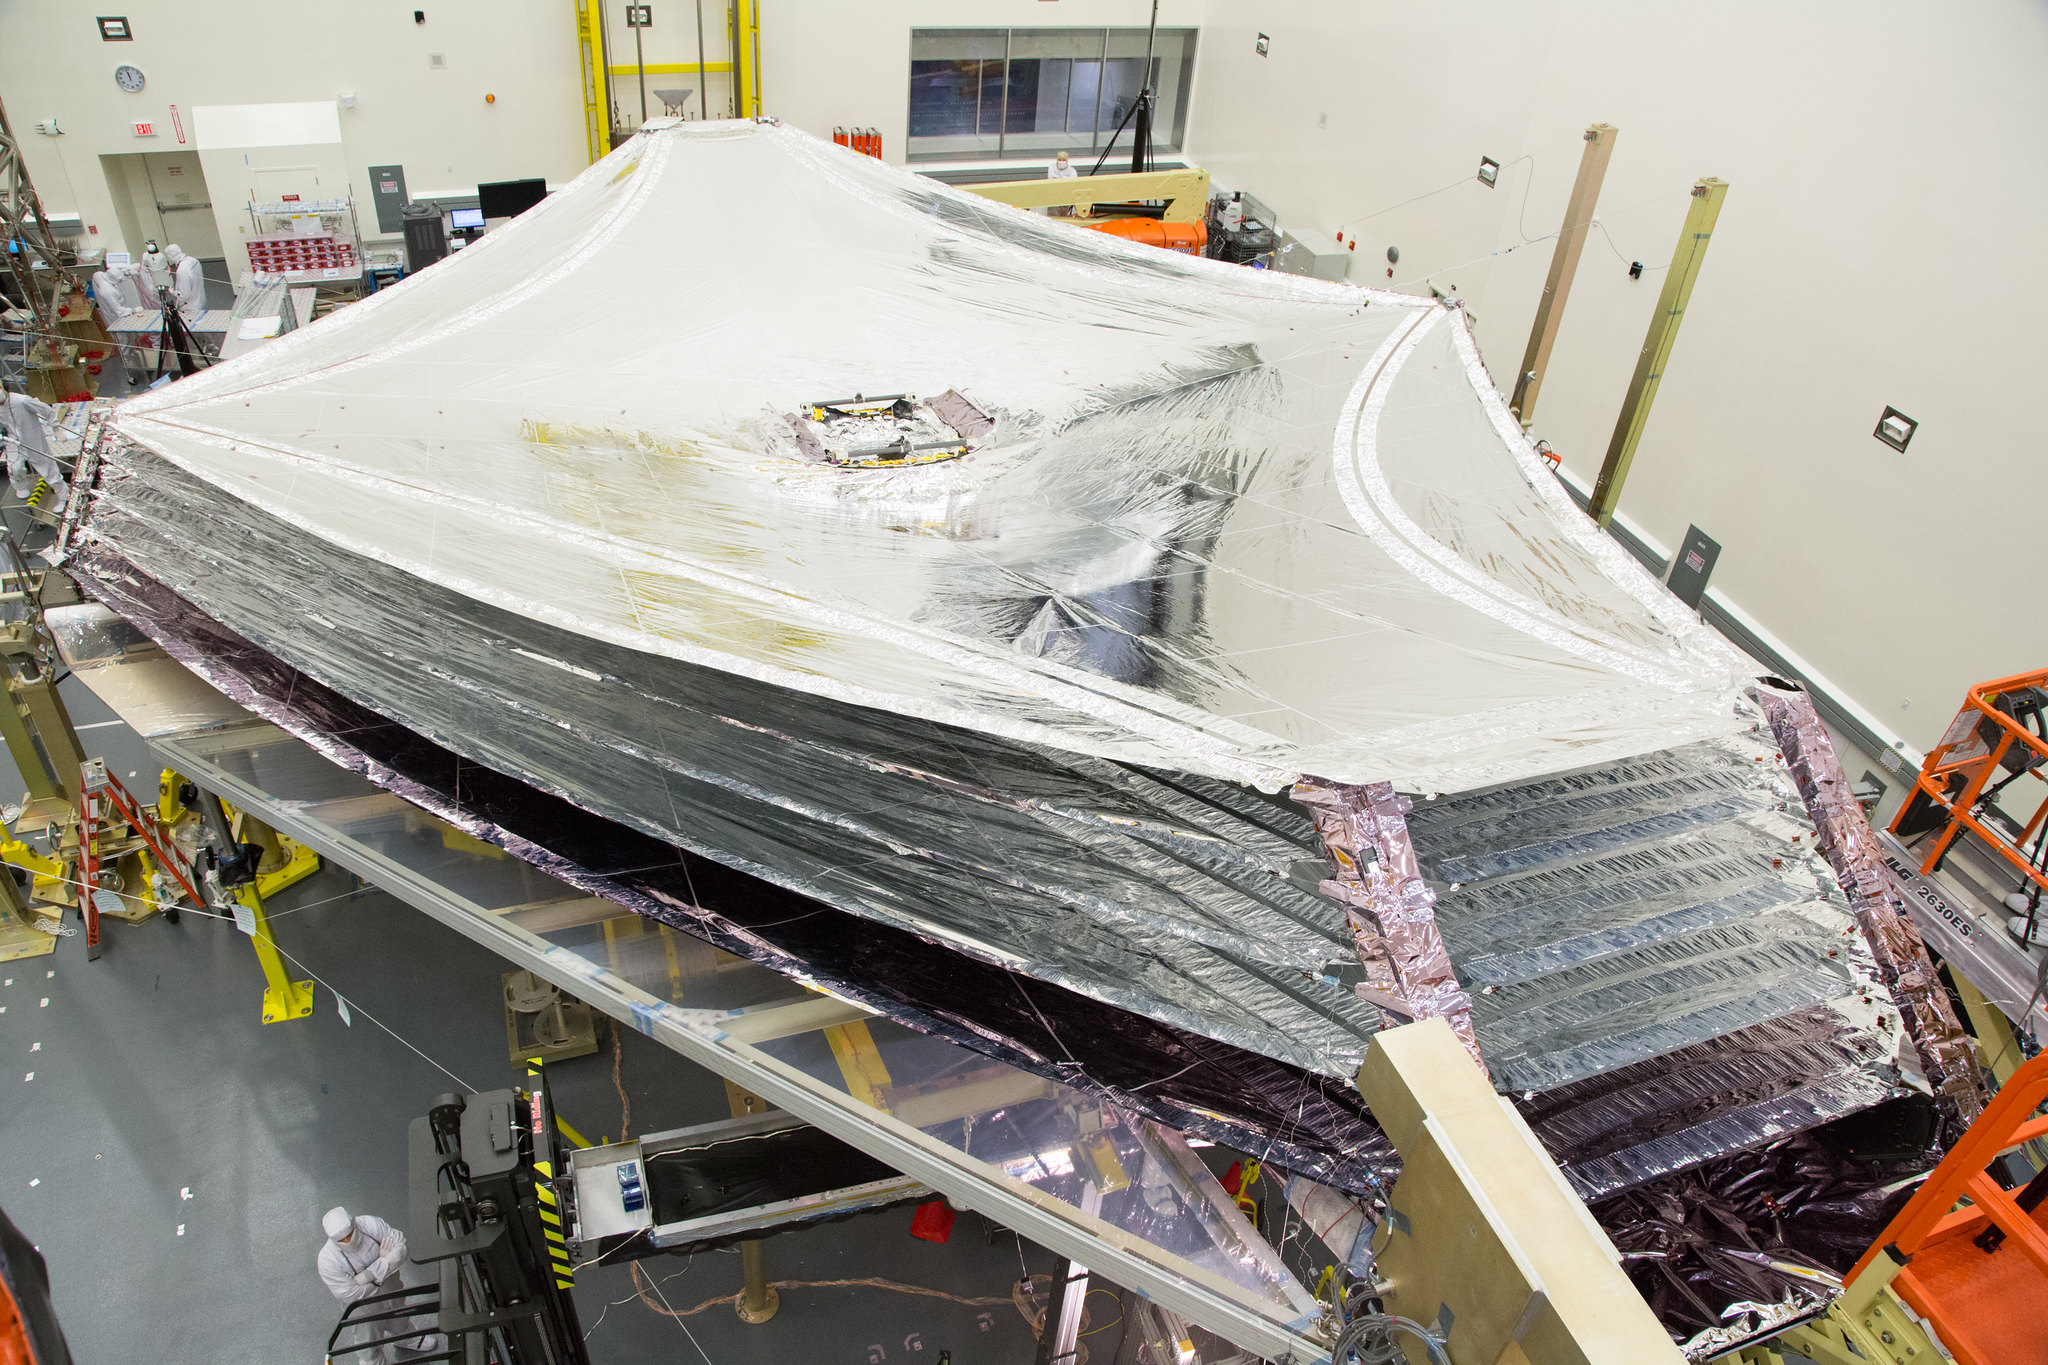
(1510, 124), (1617, 425)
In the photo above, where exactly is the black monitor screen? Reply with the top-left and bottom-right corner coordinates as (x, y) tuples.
(477, 178), (548, 220)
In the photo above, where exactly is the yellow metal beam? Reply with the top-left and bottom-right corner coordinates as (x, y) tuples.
(824, 1020), (892, 1109)
(1588, 177), (1727, 526)
(233, 881), (315, 1025)
(607, 61), (734, 74)
(1776, 1247), (1936, 1365)
(574, 0), (608, 163)
(958, 167), (1211, 225)
(732, 0), (760, 117)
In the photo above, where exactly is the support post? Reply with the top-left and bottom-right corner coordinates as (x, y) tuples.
(236, 881), (317, 1024)
(193, 785), (314, 1023)
(574, 0), (608, 163)
(730, 0), (759, 117)
(1587, 177), (1726, 526)
(694, 0), (708, 119)
(735, 1238), (779, 1323)
(1510, 123), (1617, 425)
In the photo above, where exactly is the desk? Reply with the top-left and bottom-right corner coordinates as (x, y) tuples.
(109, 309), (235, 340)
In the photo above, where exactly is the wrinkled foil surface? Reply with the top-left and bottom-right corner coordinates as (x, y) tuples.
(61, 124), (1966, 1286)
(104, 118), (1753, 798)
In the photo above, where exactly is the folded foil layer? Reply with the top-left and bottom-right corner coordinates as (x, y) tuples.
(1408, 730), (1913, 1116)
(1292, 778), (1483, 1068)
(66, 546), (1402, 1194)
(73, 442), (1934, 1206)
(1591, 1111), (1936, 1359)
(1753, 685), (1987, 1125)
(65, 544), (1951, 1354)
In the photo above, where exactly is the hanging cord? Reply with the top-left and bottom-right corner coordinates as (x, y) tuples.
(611, 1017), (633, 1139)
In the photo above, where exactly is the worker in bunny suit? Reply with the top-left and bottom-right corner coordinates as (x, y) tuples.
(90, 265), (143, 382)
(164, 244), (206, 322)
(318, 1207), (441, 1362)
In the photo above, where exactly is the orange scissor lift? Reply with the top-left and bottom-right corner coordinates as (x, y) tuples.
(1891, 667), (2048, 909)
(1777, 1049), (2048, 1364)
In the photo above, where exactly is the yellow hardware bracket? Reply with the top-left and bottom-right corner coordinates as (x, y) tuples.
(158, 768), (190, 825)
(1, 837), (69, 906)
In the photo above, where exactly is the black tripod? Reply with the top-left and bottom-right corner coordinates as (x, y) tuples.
(1089, 0), (1161, 177)
(152, 284), (210, 380)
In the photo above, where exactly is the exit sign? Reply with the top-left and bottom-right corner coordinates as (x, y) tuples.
(282, 193), (300, 202)
(132, 119), (155, 136)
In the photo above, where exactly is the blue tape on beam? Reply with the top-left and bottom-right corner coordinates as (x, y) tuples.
(630, 999), (661, 1036)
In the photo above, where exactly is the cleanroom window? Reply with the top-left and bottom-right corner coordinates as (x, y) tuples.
(907, 26), (1197, 162)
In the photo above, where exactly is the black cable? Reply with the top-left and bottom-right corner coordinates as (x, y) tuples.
(1088, 94), (1144, 179)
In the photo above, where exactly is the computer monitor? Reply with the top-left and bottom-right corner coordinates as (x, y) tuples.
(476, 178), (548, 220)
(449, 207), (486, 230)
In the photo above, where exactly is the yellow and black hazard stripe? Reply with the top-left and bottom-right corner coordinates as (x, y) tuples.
(526, 1057), (576, 1290)
(533, 1159), (575, 1289)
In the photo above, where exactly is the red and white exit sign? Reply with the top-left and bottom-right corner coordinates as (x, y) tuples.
(132, 120), (156, 136)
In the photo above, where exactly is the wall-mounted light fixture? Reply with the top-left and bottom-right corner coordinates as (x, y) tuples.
(1477, 156), (1499, 188)
(1873, 406), (1917, 452)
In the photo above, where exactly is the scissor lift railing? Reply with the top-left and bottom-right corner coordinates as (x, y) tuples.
(1893, 668), (2048, 903)
(1852, 1050), (2048, 1363)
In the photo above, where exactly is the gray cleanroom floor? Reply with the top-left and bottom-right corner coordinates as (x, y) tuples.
(0, 677), (1113, 1365)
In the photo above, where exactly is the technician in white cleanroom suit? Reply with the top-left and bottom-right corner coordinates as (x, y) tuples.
(90, 267), (142, 381)
(139, 239), (169, 293)
(109, 261), (150, 311)
(165, 244), (205, 321)
(318, 1207), (440, 1363)
(0, 392), (67, 503)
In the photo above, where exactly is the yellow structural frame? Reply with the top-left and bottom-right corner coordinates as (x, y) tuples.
(1588, 177), (1727, 526)
(958, 167), (1211, 225)
(732, 0), (760, 117)
(235, 879), (316, 1025)
(575, 0), (608, 164)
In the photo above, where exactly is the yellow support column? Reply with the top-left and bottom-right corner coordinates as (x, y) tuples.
(1587, 178), (1727, 526)
(575, 0), (610, 162)
(731, 0), (760, 116)
(233, 881), (315, 1024)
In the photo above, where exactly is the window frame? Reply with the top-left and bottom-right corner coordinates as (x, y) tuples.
(906, 26), (1198, 164)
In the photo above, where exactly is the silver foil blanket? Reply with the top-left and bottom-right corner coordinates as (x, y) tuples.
(1753, 685), (1986, 1122)
(1290, 778), (1485, 1071)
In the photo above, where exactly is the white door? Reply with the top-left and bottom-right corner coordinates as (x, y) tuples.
(142, 152), (226, 259)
